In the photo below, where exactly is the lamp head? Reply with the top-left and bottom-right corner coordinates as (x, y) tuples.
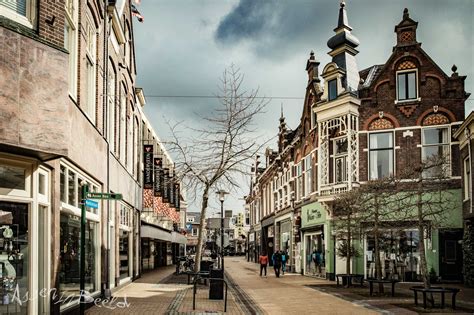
(216, 190), (228, 202)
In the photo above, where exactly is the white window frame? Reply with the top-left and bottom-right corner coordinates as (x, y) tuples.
(396, 69), (419, 103)
(0, 0), (37, 28)
(368, 131), (394, 180)
(333, 137), (348, 183)
(0, 156), (32, 198)
(464, 157), (471, 201)
(59, 161), (101, 311)
(64, 0), (78, 99)
(421, 126), (451, 177)
(84, 14), (97, 124)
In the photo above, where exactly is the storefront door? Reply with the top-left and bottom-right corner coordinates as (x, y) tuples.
(439, 229), (463, 281)
(304, 231), (325, 277)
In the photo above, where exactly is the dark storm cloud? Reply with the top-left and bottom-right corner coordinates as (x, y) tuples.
(215, 0), (276, 43)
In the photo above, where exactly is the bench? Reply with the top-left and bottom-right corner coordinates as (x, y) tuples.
(410, 286), (460, 309)
(366, 279), (399, 297)
(336, 274), (364, 287)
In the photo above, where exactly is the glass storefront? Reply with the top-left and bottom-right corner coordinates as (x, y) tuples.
(304, 232), (325, 277)
(119, 230), (130, 280)
(59, 213), (98, 303)
(0, 201), (29, 314)
(365, 229), (420, 281)
(280, 220), (291, 258)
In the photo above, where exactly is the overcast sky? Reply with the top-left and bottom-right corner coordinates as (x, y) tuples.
(133, 0), (473, 215)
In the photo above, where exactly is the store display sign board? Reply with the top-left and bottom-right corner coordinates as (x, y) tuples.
(143, 145), (154, 189)
(85, 199), (98, 209)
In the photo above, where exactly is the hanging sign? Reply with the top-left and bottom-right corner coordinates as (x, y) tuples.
(143, 145), (154, 189)
(153, 157), (163, 197)
(174, 183), (180, 211)
(162, 168), (169, 203)
(169, 172), (175, 206)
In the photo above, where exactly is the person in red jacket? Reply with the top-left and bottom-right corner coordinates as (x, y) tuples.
(259, 252), (268, 277)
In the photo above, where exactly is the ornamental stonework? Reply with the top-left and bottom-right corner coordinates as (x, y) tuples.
(397, 60), (416, 70)
(368, 118), (394, 130)
(400, 31), (414, 43)
(422, 113), (450, 126)
(398, 104), (418, 117)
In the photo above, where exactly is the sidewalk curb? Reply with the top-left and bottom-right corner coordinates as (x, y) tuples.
(225, 271), (265, 315)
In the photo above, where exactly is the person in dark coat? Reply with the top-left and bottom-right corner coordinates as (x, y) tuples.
(272, 250), (282, 277)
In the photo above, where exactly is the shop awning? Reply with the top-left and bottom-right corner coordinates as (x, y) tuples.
(141, 224), (172, 242)
(171, 231), (187, 245)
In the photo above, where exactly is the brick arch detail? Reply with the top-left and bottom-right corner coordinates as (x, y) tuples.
(391, 55), (423, 70)
(362, 113), (401, 131)
(416, 107), (456, 126)
(373, 79), (389, 94)
(425, 73), (446, 86)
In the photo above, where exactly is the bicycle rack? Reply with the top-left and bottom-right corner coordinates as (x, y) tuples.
(192, 276), (228, 312)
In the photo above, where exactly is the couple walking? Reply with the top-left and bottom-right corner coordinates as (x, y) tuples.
(259, 250), (288, 277)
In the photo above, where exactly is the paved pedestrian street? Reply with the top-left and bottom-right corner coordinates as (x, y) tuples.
(86, 258), (379, 314)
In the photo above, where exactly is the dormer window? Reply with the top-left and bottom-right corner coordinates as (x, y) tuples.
(397, 70), (417, 101)
(328, 79), (337, 101)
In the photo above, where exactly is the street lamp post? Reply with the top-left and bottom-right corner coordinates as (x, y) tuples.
(216, 190), (228, 271)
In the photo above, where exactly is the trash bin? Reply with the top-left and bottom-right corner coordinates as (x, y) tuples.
(209, 269), (224, 300)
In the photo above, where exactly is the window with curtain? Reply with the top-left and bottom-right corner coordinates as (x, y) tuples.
(422, 127), (450, 177)
(369, 132), (394, 180)
(0, 0), (36, 28)
(334, 138), (348, 183)
(397, 71), (417, 101)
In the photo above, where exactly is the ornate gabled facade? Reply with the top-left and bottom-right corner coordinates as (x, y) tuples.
(247, 3), (468, 282)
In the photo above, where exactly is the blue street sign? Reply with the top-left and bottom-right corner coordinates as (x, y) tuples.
(186, 223), (192, 231)
(85, 199), (99, 209)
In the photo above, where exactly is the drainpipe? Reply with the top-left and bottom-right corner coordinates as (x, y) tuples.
(103, 0), (112, 299)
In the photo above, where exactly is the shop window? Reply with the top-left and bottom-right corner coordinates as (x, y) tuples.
(464, 157), (471, 201)
(67, 170), (76, 207)
(369, 132), (394, 180)
(0, 0), (36, 28)
(397, 70), (417, 101)
(60, 166), (67, 203)
(59, 213), (98, 306)
(0, 164), (25, 190)
(422, 127), (450, 177)
(0, 201), (29, 314)
(119, 230), (130, 280)
(334, 138), (348, 183)
(304, 233), (325, 277)
(365, 230), (419, 281)
(328, 79), (337, 101)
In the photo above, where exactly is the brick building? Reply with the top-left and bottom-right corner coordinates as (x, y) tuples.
(0, 1), (184, 314)
(247, 3), (469, 282)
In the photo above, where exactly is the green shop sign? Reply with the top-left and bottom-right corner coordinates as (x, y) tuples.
(301, 202), (327, 228)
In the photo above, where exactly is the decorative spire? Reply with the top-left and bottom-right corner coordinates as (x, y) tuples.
(280, 103), (284, 121)
(336, 1), (352, 32)
(403, 8), (409, 20)
(326, 1), (360, 93)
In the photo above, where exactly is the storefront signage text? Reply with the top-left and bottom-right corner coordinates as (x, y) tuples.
(143, 145), (154, 189)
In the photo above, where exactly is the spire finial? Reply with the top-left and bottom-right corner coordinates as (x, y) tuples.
(403, 8), (409, 19)
(336, 0), (351, 31)
(280, 103), (284, 118)
(452, 64), (457, 73)
(340, 1), (346, 8)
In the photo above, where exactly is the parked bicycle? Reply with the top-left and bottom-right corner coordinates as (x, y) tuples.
(176, 255), (195, 274)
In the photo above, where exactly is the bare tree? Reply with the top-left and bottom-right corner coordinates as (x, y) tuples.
(400, 154), (453, 288)
(167, 65), (268, 271)
(333, 188), (364, 276)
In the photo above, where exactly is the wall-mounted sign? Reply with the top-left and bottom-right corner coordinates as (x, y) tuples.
(162, 168), (169, 203)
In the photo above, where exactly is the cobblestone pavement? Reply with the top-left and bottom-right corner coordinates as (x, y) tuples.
(225, 257), (380, 315)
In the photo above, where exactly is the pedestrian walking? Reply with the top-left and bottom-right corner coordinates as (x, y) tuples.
(272, 250), (282, 278)
(259, 251), (268, 277)
(281, 250), (287, 275)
